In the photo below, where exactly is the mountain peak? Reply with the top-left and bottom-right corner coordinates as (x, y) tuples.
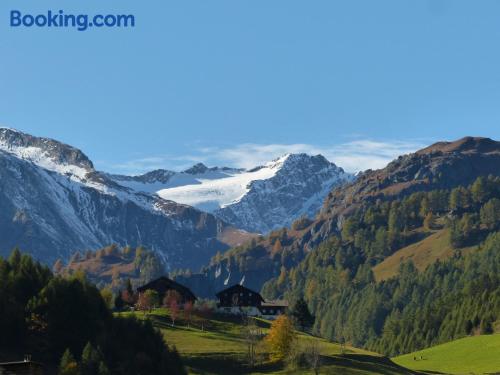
(270, 153), (344, 174)
(0, 127), (235, 270)
(417, 137), (500, 155)
(0, 127), (95, 174)
(109, 151), (352, 233)
(136, 169), (175, 183)
(183, 162), (209, 174)
(322, 136), (500, 218)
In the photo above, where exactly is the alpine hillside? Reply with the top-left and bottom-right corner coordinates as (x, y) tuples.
(0, 128), (251, 269)
(175, 136), (500, 358)
(111, 154), (352, 234)
(177, 137), (500, 296)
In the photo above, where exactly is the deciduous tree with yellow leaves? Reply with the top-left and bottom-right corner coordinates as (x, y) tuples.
(265, 315), (297, 361)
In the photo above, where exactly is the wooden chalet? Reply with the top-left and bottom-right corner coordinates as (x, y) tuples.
(215, 284), (288, 319)
(216, 284), (264, 309)
(259, 300), (288, 318)
(137, 276), (196, 304)
(0, 357), (44, 375)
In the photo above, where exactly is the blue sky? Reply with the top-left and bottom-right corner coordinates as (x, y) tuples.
(1, 0), (500, 174)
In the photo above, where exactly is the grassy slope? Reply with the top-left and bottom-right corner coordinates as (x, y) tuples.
(373, 228), (477, 282)
(393, 334), (500, 374)
(119, 309), (418, 375)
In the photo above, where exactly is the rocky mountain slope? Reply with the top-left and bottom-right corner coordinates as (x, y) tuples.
(178, 136), (500, 297)
(111, 154), (352, 233)
(317, 136), (500, 242)
(0, 128), (251, 269)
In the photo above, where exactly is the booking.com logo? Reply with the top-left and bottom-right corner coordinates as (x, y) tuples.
(10, 10), (135, 31)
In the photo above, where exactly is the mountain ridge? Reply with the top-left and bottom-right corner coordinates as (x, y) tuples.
(178, 136), (500, 297)
(0, 127), (248, 270)
(111, 153), (353, 233)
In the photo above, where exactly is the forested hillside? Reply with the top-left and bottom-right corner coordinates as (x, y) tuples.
(179, 137), (500, 298)
(56, 244), (166, 291)
(262, 176), (500, 355)
(176, 138), (500, 358)
(0, 249), (185, 374)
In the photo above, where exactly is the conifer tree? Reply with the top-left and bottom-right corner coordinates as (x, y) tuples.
(58, 349), (79, 375)
(480, 198), (500, 230)
(98, 361), (110, 375)
(8, 248), (21, 270)
(81, 342), (101, 375)
(114, 290), (124, 311)
(423, 212), (435, 231)
(290, 298), (315, 330)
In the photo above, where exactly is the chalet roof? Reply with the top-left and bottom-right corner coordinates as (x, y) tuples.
(215, 284), (264, 301)
(0, 360), (44, 367)
(137, 276), (196, 300)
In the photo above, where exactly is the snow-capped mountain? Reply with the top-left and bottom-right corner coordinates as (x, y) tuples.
(0, 128), (248, 269)
(111, 154), (353, 233)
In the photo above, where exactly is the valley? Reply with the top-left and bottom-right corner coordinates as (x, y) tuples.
(1, 132), (500, 374)
(4, 2), (500, 373)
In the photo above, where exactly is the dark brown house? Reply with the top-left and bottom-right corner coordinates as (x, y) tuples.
(0, 358), (44, 375)
(137, 277), (196, 304)
(259, 300), (288, 317)
(216, 285), (288, 318)
(216, 284), (264, 309)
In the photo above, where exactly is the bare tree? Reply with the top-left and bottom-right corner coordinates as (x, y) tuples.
(340, 336), (346, 356)
(305, 340), (321, 375)
(197, 303), (212, 331)
(136, 292), (152, 315)
(163, 290), (181, 326)
(183, 301), (194, 328)
(169, 299), (179, 326)
(242, 316), (261, 368)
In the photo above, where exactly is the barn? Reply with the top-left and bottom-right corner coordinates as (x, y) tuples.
(216, 284), (264, 316)
(259, 300), (288, 319)
(137, 276), (196, 304)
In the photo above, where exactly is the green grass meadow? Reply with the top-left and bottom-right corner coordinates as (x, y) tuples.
(394, 334), (500, 374)
(118, 308), (419, 374)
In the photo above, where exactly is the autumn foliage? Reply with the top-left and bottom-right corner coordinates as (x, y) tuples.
(164, 290), (182, 326)
(265, 315), (297, 361)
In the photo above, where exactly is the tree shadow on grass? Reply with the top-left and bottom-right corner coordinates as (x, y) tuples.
(150, 314), (247, 341)
(320, 354), (428, 375)
(182, 353), (282, 375)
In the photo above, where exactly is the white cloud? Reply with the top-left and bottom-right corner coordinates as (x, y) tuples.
(106, 139), (426, 175)
(196, 140), (425, 173)
(107, 157), (175, 174)
(327, 140), (426, 172)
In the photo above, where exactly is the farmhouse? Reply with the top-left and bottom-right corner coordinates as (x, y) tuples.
(0, 356), (44, 375)
(259, 300), (289, 319)
(215, 284), (287, 319)
(137, 276), (196, 304)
